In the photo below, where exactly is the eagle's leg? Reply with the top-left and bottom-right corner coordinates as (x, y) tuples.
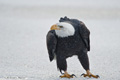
(78, 50), (99, 78)
(56, 56), (75, 78)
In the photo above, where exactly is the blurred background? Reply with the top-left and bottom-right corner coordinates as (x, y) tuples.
(0, 0), (120, 19)
(0, 0), (120, 80)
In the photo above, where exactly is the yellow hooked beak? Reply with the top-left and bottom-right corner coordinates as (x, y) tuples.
(50, 24), (60, 30)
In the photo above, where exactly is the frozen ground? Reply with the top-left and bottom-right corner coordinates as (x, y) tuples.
(0, 0), (120, 80)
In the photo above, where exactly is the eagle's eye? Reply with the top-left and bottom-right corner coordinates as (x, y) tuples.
(59, 26), (63, 28)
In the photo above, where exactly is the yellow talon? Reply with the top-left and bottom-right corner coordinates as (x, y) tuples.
(60, 74), (73, 78)
(81, 73), (99, 78)
(60, 71), (76, 78)
(81, 70), (99, 78)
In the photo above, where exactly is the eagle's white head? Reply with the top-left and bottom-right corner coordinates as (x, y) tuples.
(50, 22), (75, 37)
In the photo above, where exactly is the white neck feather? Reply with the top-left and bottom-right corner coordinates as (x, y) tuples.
(55, 22), (75, 37)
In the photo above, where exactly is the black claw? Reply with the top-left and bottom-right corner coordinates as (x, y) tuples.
(81, 73), (85, 76)
(71, 74), (76, 77)
(96, 75), (100, 78)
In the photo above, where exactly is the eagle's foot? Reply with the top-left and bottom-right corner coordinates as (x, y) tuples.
(60, 71), (76, 78)
(60, 74), (76, 78)
(81, 70), (99, 78)
(81, 73), (99, 78)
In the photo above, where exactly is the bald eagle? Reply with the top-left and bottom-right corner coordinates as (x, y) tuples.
(46, 17), (99, 78)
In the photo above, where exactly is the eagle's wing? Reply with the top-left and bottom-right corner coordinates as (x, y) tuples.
(79, 21), (90, 51)
(59, 17), (90, 51)
(46, 30), (57, 61)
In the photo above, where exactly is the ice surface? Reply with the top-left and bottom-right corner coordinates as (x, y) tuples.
(0, 0), (120, 80)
